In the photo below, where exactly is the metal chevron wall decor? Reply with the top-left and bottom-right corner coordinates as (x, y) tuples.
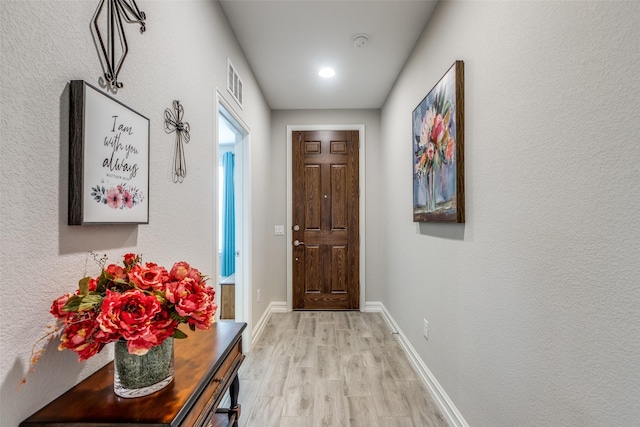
(91, 0), (146, 91)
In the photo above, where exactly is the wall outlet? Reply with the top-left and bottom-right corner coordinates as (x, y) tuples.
(257, 289), (261, 303)
(423, 319), (429, 340)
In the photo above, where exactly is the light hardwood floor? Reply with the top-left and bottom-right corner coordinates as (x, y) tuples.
(235, 311), (449, 427)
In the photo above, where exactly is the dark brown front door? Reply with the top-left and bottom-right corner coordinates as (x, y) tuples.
(292, 130), (360, 310)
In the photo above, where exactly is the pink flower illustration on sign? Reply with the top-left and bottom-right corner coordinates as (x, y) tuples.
(91, 181), (144, 210)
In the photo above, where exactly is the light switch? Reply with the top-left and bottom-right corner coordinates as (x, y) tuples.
(274, 225), (285, 236)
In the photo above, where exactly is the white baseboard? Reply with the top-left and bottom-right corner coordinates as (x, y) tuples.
(270, 301), (288, 313)
(365, 301), (469, 427)
(364, 301), (384, 312)
(251, 301), (287, 345)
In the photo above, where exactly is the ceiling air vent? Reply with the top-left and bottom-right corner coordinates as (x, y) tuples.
(227, 58), (243, 108)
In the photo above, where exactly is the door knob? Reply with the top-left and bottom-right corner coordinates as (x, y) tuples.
(293, 240), (305, 247)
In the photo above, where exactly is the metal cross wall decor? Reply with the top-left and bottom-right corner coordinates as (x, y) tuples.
(164, 100), (191, 183)
(91, 0), (146, 91)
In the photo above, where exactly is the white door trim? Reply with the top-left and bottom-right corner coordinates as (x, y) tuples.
(286, 124), (366, 311)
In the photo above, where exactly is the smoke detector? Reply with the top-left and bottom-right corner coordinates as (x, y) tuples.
(352, 34), (369, 48)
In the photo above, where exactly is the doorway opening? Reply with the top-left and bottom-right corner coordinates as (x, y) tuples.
(216, 98), (249, 332)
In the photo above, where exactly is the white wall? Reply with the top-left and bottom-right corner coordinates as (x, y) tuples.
(269, 109), (383, 304)
(0, 1), (271, 426)
(380, 1), (640, 426)
(4, 1), (639, 425)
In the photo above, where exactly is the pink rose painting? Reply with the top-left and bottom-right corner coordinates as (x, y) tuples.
(412, 61), (465, 223)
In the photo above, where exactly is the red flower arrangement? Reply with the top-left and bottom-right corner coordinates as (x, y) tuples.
(50, 253), (217, 360)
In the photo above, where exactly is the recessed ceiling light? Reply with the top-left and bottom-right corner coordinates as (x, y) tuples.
(318, 67), (335, 78)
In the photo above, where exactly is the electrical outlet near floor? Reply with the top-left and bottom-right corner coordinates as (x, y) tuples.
(423, 319), (429, 340)
(257, 289), (261, 303)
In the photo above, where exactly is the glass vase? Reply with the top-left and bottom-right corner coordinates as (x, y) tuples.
(113, 338), (175, 398)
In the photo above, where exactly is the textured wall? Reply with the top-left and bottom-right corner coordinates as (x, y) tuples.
(380, 1), (640, 425)
(269, 109), (383, 304)
(0, 1), (271, 426)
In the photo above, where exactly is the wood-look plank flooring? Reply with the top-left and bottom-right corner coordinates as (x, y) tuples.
(236, 311), (449, 427)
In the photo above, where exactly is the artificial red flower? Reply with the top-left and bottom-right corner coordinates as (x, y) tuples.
(123, 253), (138, 265)
(169, 261), (191, 281)
(97, 289), (162, 343)
(105, 263), (126, 280)
(128, 263), (166, 290)
(165, 277), (216, 329)
(57, 312), (105, 361)
(47, 253), (216, 360)
(87, 277), (98, 292)
(50, 293), (73, 320)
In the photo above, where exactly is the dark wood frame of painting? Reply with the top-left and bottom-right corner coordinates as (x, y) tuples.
(412, 60), (465, 223)
(68, 80), (150, 225)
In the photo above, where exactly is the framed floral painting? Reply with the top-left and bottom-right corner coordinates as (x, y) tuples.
(413, 61), (465, 223)
(68, 80), (149, 225)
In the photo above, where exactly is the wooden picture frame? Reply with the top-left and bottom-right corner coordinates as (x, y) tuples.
(412, 61), (465, 223)
(68, 80), (149, 225)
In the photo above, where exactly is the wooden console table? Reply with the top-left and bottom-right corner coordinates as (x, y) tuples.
(20, 322), (246, 427)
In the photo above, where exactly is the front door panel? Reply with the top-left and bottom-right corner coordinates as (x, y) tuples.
(292, 130), (359, 310)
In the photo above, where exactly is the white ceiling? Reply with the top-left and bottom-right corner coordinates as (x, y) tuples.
(219, 0), (438, 110)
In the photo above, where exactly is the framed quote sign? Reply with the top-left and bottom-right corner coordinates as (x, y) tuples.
(68, 80), (149, 225)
